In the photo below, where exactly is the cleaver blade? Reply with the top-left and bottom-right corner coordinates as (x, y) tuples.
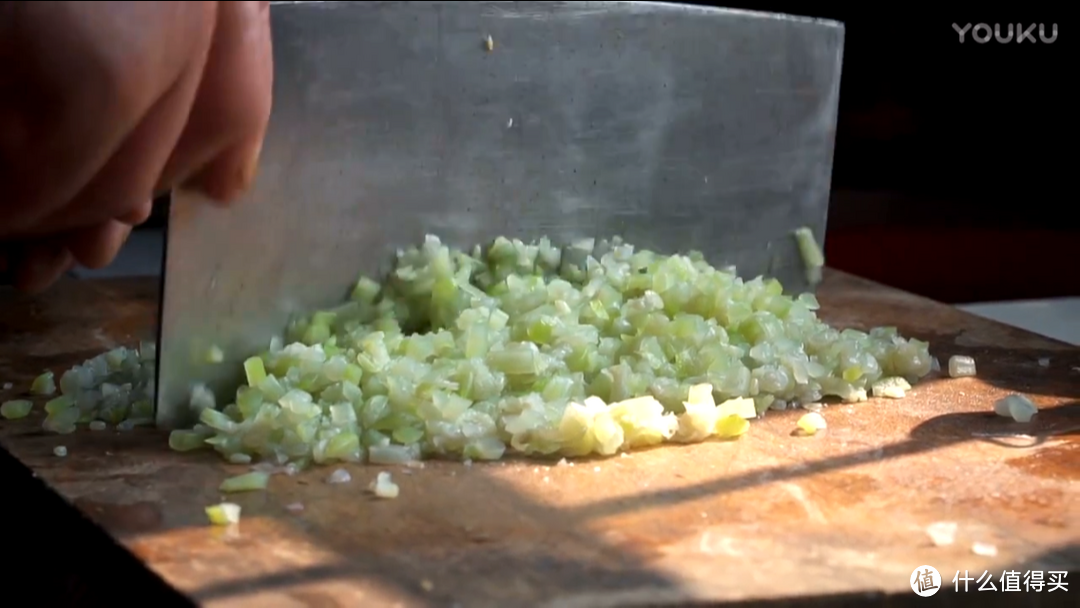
(156, 1), (844, 427)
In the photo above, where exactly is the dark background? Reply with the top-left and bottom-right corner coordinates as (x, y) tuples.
(143, 5), (1073, 304)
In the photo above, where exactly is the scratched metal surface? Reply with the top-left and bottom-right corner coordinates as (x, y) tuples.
(1, 271), (1077, 607)
(158, 1), (845, 427)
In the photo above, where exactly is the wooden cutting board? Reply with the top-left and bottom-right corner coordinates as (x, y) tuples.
(0, 270), (1076, 607)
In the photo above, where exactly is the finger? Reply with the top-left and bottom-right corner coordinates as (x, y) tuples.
(116, 199), (154, 226)
(12, 243), (73, 294)
(0, 2), (217, 238)
(65, 221), (132, 270)
(157, 0), (273, 203)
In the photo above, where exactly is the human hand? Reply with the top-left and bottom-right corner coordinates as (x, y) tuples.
(0, 1), (273, 292)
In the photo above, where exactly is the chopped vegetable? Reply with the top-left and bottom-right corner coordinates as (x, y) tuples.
(1037, 357), (1050, 368)
(219, 471), (270, 493)
(206, 345), (225, 364)
(793, 227), (824, 285)
(31, 371), (56, 396)
(993, 394), (1038, 423)
(369, 471), (399, 498)
(0, 399), (33, 419)
(948, 355), (977, 378)
(870, 376), (910, 399)
(33, 235), (935, 469)
(206, 502), (241, 525)
(53, 445), (68, 457)
(484, 34), (494, 52)
(2, 382), (13, 390)
(327, 468), (352, 484)
(797, 412), (827, 435)
(285, 502), (305, 512)
(971, 542), (997, 557)
(89, 421), (107, 431)
(925, 521), (957, 547)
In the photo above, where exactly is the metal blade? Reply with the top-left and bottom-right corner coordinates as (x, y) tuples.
(156, 1), (844, 427)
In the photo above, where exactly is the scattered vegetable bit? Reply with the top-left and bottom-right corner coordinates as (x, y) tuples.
(484, 34), (494, 51)
(31, 371), (56, 396)
(206, 502), (241, 526)
(370, 471), (399, 498)
(871, 376), (910, 399)
(1037, 357), (1050, 368)
(925, 521), (957, 547)
(206, 345), (225, 364)
(948, 355), (977, 378)
(797, 412), (827, 435)
(971, 542), (998, 557)
(993, 394), (1038, 423)
(327, 468), (352, 484)
(2, 382), (12, 390)
(53, 445), (68, 457)
(930, 357), (941, 373)
(219, 471), (270, 493)
(285, 502), (305, 512)
(89, 421), (107, 431)
(0, 399), (33, 419)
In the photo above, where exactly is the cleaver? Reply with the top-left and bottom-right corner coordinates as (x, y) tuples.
(156, 1), (844, 428)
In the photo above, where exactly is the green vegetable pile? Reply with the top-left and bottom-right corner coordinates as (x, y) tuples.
(3, 235), (934, 469)
(172, 235), (932, 466)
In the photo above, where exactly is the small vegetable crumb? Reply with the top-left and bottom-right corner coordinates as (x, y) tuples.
(797, 412), (827, 435)
(948, 355), (977, 378)
(53, 445), (68, 457)
(31, 371), (56, 396)
(925, 521), (957, 546)
(930, 357), (941, 373)
(206, 345), (225, 364)
(369, 471), (399, 498)
(219, 471), (270, 493)
(2, 382), (12, 390)
(556, 458), (568, 467)
(993, 394), (1038, 423)
(206, 502), (241, 526)
(971, 542), (998, 557)
(420, 579), (434, 592)
(484, 34), (494, 51)
(871, 376), (910, 399)
(1, 399), (33, 419)
(327, 468), (352, 484)
(285, 502), (304, 512)
(89, 420), (107, 431)
(1037, 357), (1050, 368)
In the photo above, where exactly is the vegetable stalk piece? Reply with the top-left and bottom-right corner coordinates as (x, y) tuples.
(797, 412), (827, 435)
(993, 394), (1038, 423)
(948, 355), (977, 378)
(31, 372), (56, 396)
(0, 400), (33, 419)
(206, 503), (241, 525)
(219, 471), (270, 493)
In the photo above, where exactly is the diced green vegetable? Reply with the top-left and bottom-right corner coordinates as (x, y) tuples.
(31, 371), (56, 396)
(219, 471), (270, 493)
(206, 502), (241, 525)
(948, 355), (976, 378)
(797, 412), (827, 435)
(0, 399), (32, 419)
(36, 235), (933, 468)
